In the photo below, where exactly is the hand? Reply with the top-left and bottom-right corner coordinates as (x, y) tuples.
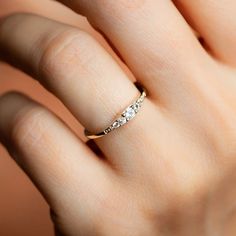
(1, 1), (236, 235)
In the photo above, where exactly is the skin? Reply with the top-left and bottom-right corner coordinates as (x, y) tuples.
(1, 0), (236, 235)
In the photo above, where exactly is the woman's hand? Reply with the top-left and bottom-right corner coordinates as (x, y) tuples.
(1, 1), (236, 235)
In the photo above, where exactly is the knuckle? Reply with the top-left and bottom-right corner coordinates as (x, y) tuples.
(38, 29), (97, 84)
(97, 0), (146, 13)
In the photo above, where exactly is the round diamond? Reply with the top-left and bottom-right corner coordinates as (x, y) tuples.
(133, 103), (140, 112)
(124, 107), (135, 120)
(112, 120), (120, 129)
(118, 116), (127, 125)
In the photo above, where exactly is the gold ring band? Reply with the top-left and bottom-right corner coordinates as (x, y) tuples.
(84, 83), (147, 139)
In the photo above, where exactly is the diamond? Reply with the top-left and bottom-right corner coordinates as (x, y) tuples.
(138, 95), (145, 103)
(124, 107), (136, 120)
(118, 116), (127, 125)
(112, 120), (120, 129)
(132, 103), (140, 112)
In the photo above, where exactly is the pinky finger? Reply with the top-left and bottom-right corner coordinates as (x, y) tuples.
(0, 92), (112, 231)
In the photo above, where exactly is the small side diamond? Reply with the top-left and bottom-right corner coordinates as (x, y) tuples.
(132, 103), (140, 112)
(104, 126), (112, 134)
(124, 107), (136, 120)
(138, 94), (145, 103)
(112, 120), (120, 129)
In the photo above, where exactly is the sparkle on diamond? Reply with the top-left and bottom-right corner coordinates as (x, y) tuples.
(124, 107), (136, 120)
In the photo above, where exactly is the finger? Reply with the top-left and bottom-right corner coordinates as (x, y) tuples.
(0, 0), (98, 39)
(0, 0), (132, 87)
(56, 0), (208, 102)
(0, 13), (158, 170)
(173, 0), (236, 65)
(0, 0), (80, 25)
(0, 92), (112, 230)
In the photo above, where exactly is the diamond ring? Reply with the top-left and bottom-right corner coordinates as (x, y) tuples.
(84, 83), (147, 139)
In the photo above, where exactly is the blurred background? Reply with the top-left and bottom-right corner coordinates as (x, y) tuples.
(2, 1), (236, 236)
(0, 1), (93, 235)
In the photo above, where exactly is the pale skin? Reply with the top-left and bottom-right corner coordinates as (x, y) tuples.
(1, 1), (236, 236)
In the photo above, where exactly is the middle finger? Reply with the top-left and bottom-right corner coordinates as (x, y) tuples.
(58, 0), (208, 104)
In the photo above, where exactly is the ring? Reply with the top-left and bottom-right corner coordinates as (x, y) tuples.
(84, 83), (147, 139)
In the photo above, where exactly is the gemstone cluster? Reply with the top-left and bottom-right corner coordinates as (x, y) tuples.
(103, 90), (146, 135)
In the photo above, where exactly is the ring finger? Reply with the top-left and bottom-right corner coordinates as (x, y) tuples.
(0, 13), (160, 170)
